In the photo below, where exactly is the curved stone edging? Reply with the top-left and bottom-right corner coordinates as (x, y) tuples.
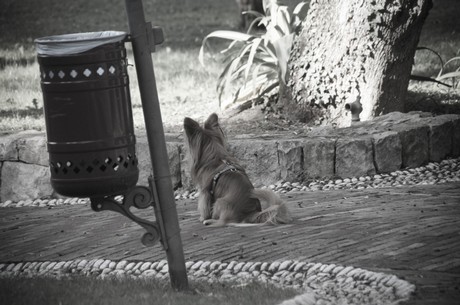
(1, 157), (459, 207)
(0, 259), (415, 305)
(1, 111), (459, 201)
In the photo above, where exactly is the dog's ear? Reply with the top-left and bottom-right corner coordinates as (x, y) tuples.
(204, 113), (219, 130)
(184, 117), (201, 138)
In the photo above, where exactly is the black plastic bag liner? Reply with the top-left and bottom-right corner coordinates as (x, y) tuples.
(35, 31), (128, 56)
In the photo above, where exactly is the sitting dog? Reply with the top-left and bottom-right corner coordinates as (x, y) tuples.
(183, 113), (292, 226)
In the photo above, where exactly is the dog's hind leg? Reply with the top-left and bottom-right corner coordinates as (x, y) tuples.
(203, 201), (235, 227)
(202, 219), (224, 226)
(203, 220), (262, 227)
(198, 191), (212, 222)
(250, 189), (292, 224)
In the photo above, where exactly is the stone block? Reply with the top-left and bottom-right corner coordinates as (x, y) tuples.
(0, 161), (53, 202)
(303, 137), (335, 179)
(371, 111), (424, 127)
(372, 131), (402, 173)
(278, 140), (303, 181)
(1, 131), (45, 162)
(136, 137), (181, 190)
(451, 117), (460, 157)
(136, 139), (153, 187)
(428, 116), (453, 162)
(228, 140), (280, 187)
(0, 133), (20, 161)
(397, 125), (429, 168)
(179, 143), (194, 190)
(17, 134), (48, 166)
(166, 142), (182, 190)
(336, 137), (375, 178)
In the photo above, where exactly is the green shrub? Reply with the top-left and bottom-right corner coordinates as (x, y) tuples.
(199, 0), (308, 109)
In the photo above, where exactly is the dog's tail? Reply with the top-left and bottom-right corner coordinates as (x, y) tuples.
(249, 188), (292, 224)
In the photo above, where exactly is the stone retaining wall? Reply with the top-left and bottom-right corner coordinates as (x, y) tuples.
(1, 111), (459, 201)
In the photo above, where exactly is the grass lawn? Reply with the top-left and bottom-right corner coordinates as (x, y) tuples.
(0, 275), (297, 305)
(0, 0), (459, 133)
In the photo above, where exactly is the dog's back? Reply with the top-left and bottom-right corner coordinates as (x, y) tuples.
(212, 169), (261, 223)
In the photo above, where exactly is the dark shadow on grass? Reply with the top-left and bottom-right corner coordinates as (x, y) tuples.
(0, 275), (297, 305)
(0, 57), (36, 70)
(405, 85), (460, 115)
(0, 108), (43, 119)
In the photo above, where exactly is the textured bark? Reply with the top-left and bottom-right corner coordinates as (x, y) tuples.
(281, 0), (432, 126)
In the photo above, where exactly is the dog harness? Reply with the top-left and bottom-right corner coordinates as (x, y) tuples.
(210, 160), (238, 197)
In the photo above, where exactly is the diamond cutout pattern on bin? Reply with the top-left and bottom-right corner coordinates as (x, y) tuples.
(42, 62), (123, 81)
(49, 153), (138, 176)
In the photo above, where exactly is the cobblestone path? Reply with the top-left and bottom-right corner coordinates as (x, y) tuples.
(1, 183), (459, 304)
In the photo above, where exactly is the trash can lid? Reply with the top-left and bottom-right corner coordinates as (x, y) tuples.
(35, 31), (128, 56)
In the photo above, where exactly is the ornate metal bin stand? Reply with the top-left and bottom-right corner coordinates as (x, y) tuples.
(35, 0), (189, 291)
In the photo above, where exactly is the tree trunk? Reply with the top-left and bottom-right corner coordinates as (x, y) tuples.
(280, 0), (432, 126)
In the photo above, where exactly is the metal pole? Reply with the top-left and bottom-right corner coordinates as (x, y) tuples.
(124, 0), (189, 291)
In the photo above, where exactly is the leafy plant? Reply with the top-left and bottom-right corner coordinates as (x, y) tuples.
(437, 55), (460, 88)
(199, 0), (309, 109)
(411, 47), (460, 88)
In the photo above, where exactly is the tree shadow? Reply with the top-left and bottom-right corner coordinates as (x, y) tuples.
(0, 107), (43, 119)
(405, 88), (460, 115)
(0, 56), (36, 70)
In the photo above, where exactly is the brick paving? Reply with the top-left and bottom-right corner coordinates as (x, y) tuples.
(1, 182), (459, 304)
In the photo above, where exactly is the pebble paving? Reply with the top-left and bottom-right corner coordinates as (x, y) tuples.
(0, 258), (414, 305)
(1, 157), (459, 208)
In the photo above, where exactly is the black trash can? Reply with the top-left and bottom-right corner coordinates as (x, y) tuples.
(35, 31), (139, 198)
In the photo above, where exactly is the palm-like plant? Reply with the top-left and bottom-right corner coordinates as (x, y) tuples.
(412, 47), (460, 88)
(437, 55), (460, 88)
(199, 0), (308, 109)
